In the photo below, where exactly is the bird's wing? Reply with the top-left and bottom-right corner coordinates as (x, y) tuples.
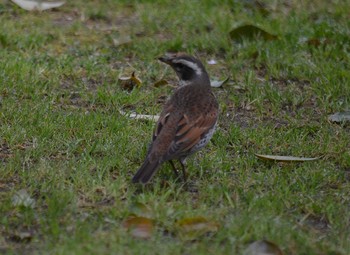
(152, 111), (171, 142)
(165, 109), (218, 158)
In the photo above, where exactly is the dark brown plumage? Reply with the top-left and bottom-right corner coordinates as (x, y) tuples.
(132, 53), (218, 184)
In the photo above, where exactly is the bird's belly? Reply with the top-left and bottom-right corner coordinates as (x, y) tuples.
(190, 122), (217, 153)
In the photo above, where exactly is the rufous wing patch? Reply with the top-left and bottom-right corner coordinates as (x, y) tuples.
(153, 112), (170, 141)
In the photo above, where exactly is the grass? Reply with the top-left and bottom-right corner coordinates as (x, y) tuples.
(0, 0), (350, 254)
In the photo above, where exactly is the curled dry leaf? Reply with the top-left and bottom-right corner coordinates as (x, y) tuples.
(255, 153), (319, 162)
(12, 189), (35, 208)
(122, 216), (154, 239)
(154, 79), (169, 87)
(11, 0), (65, 11)
(229, 24), (278, 41)
(243, 240), (283, 255)
(328, 111), (350, 124)
(176, 216), (219, 240)
(118, 72), (142, 91)
(210, 77), (230, 88)
(119, 110), (159, 122)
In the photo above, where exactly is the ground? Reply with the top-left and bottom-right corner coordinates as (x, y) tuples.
(0, 0), (350, 254)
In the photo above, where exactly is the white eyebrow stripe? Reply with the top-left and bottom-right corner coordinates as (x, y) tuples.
(172, 59), (202, 76)
(179, 80), (191, 86)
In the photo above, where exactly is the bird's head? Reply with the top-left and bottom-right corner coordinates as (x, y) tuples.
(158, 53), (209, 86)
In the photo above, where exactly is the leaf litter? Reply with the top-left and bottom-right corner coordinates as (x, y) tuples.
(122, 216), (154, 239)
(328, 111), (350, 124)
(119, 110), (159, 122)
(255, 154), (320, 162)
(176, 216), (219, 240)
(12, 189), (35, 208)
(118, 71), (142, 91)
(11, 0), (65, 11)
(229, 24), (278, 41)
(210, 77), (230, 88)
(243, 240), (283, 255)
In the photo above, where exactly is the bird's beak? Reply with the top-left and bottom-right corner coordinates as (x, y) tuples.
(157, 56), (171, 64)
(158, 53), (175, 64)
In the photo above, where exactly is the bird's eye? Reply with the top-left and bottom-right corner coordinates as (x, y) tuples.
(176, 63), (185, 69)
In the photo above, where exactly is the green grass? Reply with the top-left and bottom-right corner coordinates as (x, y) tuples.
(1, 0), (350, 254)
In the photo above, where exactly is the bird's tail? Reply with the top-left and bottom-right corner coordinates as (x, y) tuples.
(132, 159), (160, 184)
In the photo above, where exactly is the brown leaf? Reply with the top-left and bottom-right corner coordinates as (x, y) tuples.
(255, 153), (320, 162)
(307, 38), (321, 47)
(122, 216), (154, 239)
(243, 240), (283, 255)
(176, 217), (219, 240)
(118, 72), (142, 91)
(229, 24), (278, 41)
(307, 38), (332, 47)
(154, 79), (169, 87)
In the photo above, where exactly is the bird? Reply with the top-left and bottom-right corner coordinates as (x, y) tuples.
(132, 53), (219, 184)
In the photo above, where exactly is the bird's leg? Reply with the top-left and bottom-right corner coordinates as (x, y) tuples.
(179, 160), (187, 182)
(168, 160), (179, 177)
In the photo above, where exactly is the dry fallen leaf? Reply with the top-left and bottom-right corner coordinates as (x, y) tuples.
(122, 216), (154, 239)
(306, 38), (332, 47)
(255, 153), (319, 162)
(118, 72), (142, 91)
(11, 0), (65, 11)
(211, 77), (230, 88)
(229, 24), (278, 41)
(176, 216), (219, 240)
(12, 189), (35, 208)
(328, 111), (350, 124)
(119, 110), (159, 122)
(243, 240), (283, 255)
(153, 79), (169, 87)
